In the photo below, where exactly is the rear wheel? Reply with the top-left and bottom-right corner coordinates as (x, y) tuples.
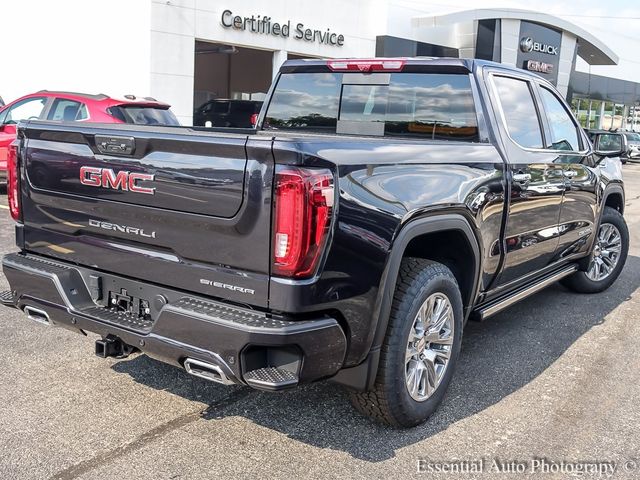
(349, 259), (463, 427)
(562, 206), (629, 293)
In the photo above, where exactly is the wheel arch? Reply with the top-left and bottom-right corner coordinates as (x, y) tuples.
(372, 214), (481, 350)
(331, 213), (482, 391)
(602, 185), (625, 215)
(575, 184), (625, 273)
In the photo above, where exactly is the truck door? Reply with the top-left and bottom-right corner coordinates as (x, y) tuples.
(535, 84), (597, 260)
(487, 72), (566, 287)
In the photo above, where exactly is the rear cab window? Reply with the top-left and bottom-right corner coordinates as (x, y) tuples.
(264, 71), (479, 141)
(108, 105), (180, 126)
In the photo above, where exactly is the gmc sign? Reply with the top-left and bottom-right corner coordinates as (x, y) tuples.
(80, 167), (155, 195)
(526, 60), (554, 74)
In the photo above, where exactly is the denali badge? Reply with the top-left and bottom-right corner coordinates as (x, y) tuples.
(200, 278), (255, 295)
(578, 227), (593, 237)
(88, 219), (156, 238)
(80, 166), (155, 194)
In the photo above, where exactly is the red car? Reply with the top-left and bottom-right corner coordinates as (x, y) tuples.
(0, 91), (179, 182)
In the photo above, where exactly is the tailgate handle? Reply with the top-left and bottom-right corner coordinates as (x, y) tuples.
(95, 135), (135, 155)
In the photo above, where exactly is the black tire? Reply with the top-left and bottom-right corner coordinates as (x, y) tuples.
(349, 258), (463, 427)
(562, 206), (629, 293)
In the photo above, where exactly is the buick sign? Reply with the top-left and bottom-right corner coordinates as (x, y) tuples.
(520, 36), (558, 56)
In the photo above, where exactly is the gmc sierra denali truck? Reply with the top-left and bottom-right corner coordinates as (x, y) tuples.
(1, 58), (629, 427)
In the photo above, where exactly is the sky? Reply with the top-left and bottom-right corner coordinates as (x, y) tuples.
(0, 0), (638, 104)
(396, 0), (640, 82)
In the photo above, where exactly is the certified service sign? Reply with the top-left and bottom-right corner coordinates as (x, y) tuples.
(221, 9), (345, 46)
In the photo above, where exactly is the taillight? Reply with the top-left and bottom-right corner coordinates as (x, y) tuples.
(327, 58), (406, 72)
(273, 167), (334, 278)
(7, 140), (20, 221)
(250, 113), (259, 127)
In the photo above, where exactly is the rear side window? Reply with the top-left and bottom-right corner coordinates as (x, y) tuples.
(492, 76), (543, 149)
(264, 72), (479, 141)
(212, 102), (230, 114)
(48, 99), (89, 121)
(108, 106), (180, 126)
(230, 102), (261, 115)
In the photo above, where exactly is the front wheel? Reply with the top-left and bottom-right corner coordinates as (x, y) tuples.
(562, 206), (629, 293)
(349, 259), (463, 427)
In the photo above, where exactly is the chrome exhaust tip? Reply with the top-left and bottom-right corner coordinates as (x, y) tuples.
(23, 306), (52, 326)
(184, 358), (234, 385)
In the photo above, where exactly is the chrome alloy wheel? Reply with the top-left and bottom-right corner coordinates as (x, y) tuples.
(405, 293), (455, 402)
(587, 223), (622, 281)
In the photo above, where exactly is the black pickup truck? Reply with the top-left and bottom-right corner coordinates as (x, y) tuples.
(1, 58), (629, 427)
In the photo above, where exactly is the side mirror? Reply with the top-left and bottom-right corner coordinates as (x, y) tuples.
(1, 124), (17, 135)
(593, 133), (625, 158)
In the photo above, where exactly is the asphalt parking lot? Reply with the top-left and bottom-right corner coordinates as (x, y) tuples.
(0, 164), (639, 480)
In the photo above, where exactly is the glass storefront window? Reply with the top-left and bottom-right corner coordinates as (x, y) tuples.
(602, 102), (615, 129)
(612, 104), (625, 130)
(572, 98), (590, 128)
(589, 100), (602, 129)
(572, 98), (640, 131)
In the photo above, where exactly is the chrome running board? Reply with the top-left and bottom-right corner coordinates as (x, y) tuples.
(477, 265), (578, 320)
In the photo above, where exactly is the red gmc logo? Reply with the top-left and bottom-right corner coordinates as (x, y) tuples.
(79, 166), (155, 195)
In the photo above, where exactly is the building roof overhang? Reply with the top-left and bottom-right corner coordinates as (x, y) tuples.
(413, 8), (618, 65)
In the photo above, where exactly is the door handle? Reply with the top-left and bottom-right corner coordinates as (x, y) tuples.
(563, 170), (577, 178)
(513, 173), (531, 183)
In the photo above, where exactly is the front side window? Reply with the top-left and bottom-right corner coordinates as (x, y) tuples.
(492, 76), (543, 149)
(2, 97), (47, 124)
(539, 87), (581, 151)
(624, 132), (640, 142)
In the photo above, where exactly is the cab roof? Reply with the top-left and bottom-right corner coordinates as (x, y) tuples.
(280, 57), (533, 78)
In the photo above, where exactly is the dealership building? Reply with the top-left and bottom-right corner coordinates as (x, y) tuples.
(7, 0), (639, 129)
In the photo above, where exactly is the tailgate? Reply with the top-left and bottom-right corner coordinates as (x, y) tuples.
(18, 122), (274, 307)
